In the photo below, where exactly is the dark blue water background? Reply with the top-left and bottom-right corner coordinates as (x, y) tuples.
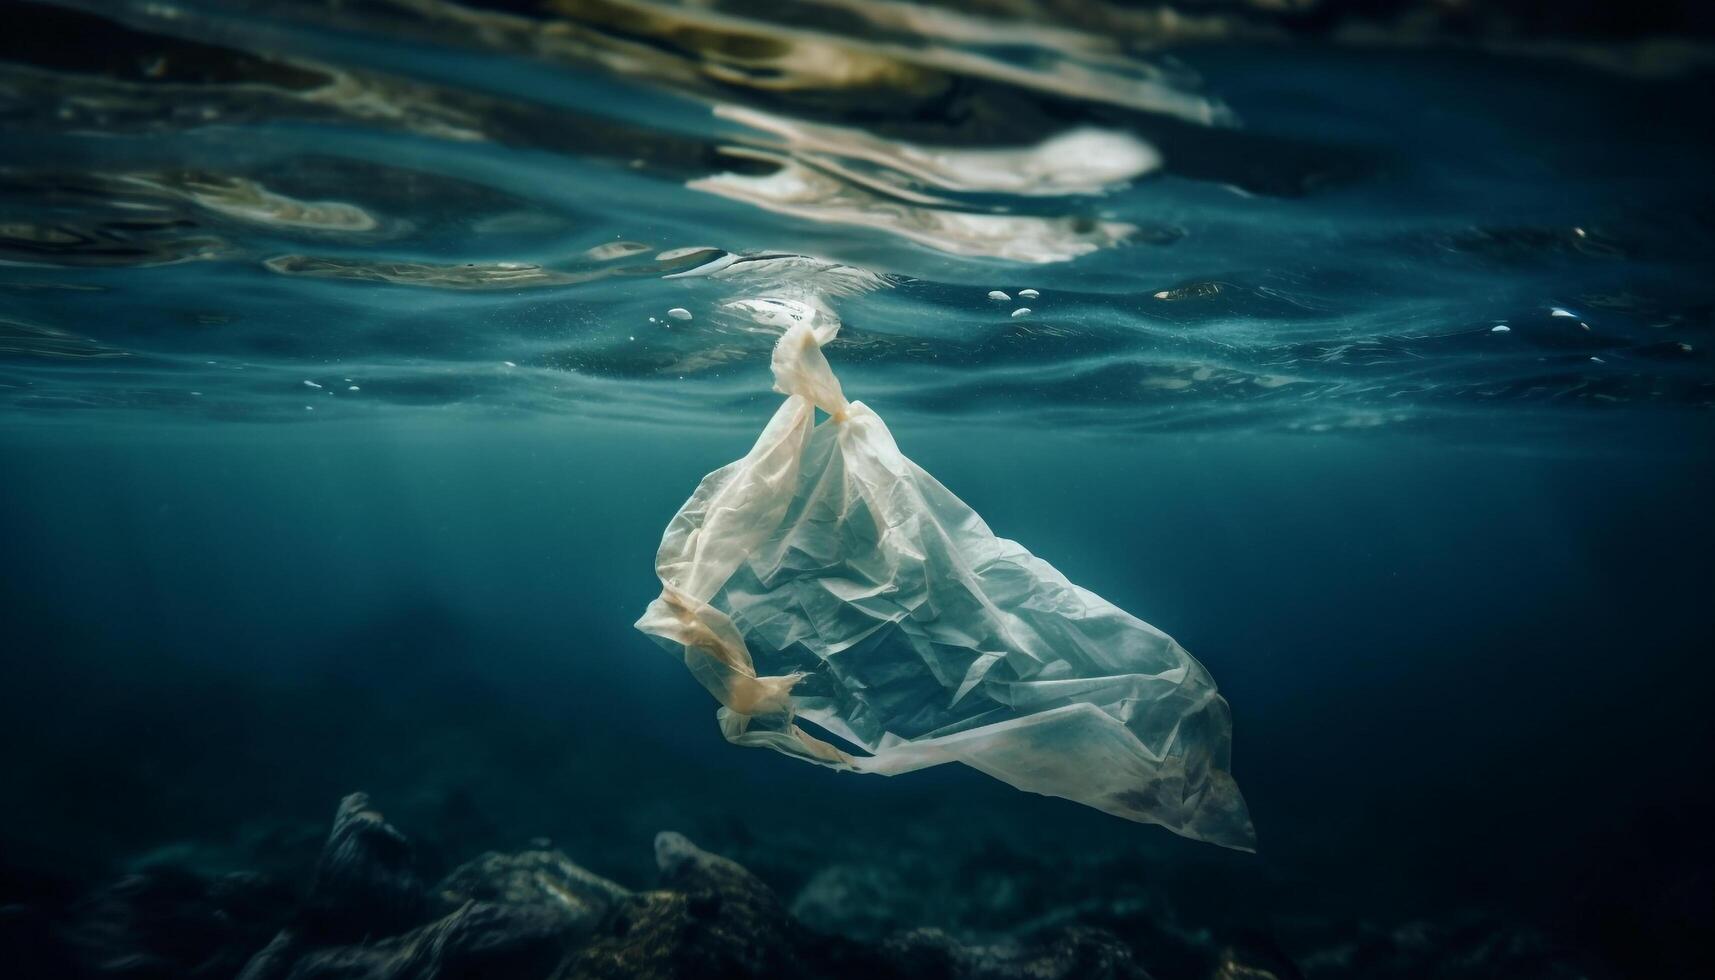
(2, 1), (1713, 975)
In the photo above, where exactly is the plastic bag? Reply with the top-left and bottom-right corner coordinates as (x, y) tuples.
(636, 300), (1254, 850)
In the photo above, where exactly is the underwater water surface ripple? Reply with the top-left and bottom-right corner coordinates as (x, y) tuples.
(3, 0), (1712, 441)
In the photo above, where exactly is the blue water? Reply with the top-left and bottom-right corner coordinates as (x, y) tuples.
(2, 2), (1713, 977)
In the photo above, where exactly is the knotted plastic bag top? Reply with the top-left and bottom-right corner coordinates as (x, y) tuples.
(637, 302), (1255, 850)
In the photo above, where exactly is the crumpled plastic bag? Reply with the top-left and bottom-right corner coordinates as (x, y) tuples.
(637, 302), (1254, 850)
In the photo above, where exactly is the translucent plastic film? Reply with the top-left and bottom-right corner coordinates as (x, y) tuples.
(637, 298), (1254, 850)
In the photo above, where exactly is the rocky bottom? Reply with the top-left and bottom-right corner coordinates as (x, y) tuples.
(0, 792), (1593, 980)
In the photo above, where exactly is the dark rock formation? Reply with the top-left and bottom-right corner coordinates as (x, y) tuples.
(564, 830), (854, 979)
(234, 794), (613, 980)
(302, 792), (426, 943)
(58, 867), (293, 979)
(879, 926), (1151, 980)
(244, 900), (573, 980)
(435, 847), (630, 935)
(562, 831), (1151, 980)
(0, 791), (1595, 980)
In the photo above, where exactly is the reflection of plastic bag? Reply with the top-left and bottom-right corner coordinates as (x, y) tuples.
(637, 307), (1254, 850)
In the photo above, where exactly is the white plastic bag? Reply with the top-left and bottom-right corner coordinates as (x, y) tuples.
(637, 301), (1254, 850)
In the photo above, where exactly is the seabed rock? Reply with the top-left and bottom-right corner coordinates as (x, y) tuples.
(235, 793), (630, 980)
(223, 793), (1148, 980)
(0, 790), (1590, 980)
(564, 832), (1147, 980)
(241, 900), (574, 980)
(563, 831), (823, 979)
(305, 793), (427, 942)
(59, 867), (294, 979)
(888, 926), (1150, 980)
(436, 848), (631, 934)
